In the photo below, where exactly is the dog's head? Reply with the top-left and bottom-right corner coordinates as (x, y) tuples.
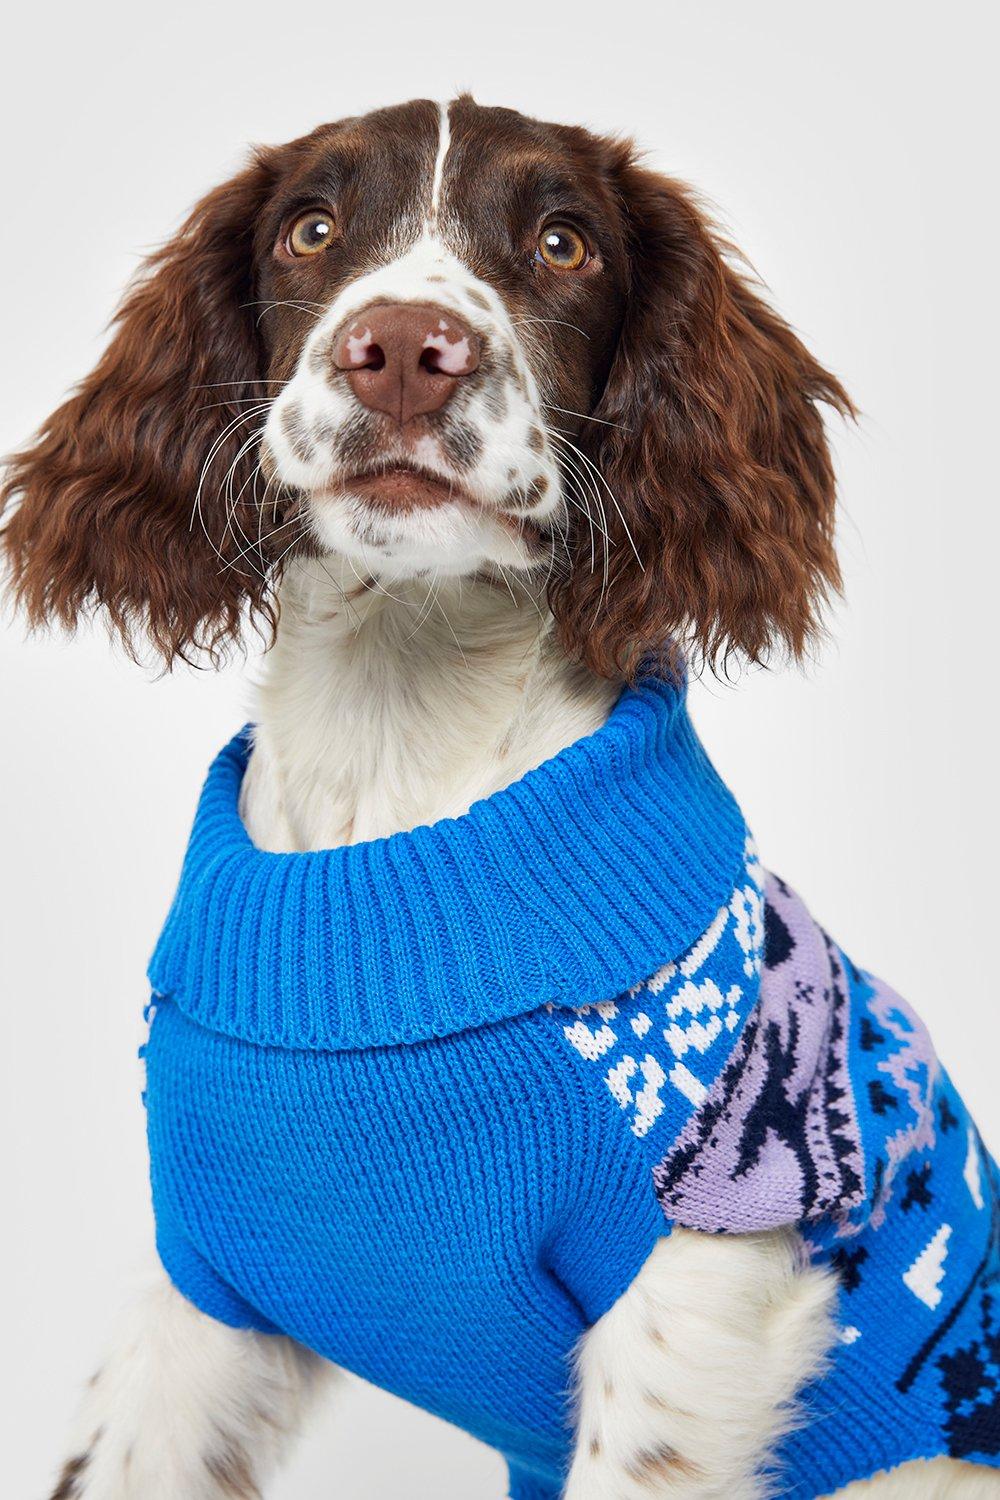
(1, 97), (851, 676)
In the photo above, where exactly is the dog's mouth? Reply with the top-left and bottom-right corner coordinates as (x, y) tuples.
(336, 464), (465, 512)
(316, 463), (549, 547)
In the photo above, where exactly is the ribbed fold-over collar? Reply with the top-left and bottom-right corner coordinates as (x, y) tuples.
(148, 678), (747, 1051)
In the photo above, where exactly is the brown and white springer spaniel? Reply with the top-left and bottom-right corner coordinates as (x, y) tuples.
(2, 97), (987, 1500)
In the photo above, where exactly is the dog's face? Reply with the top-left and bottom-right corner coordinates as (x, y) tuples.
(1, 97), (851, 676)
(255, 99), (628, 581)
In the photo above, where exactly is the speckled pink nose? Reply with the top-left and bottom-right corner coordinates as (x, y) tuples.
(333, 302), (481, 425)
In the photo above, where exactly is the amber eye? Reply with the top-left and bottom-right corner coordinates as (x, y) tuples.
(536, 223), (589, 271)
(286, 209), (336, 257)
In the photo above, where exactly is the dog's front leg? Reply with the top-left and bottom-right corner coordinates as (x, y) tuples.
(50, 1268), (331, 1500)
(564, 1227), (837, 1500)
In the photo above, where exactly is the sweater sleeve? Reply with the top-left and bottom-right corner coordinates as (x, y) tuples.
(153, 1214), (280, 1335)
(525, 1010), (669, 1328)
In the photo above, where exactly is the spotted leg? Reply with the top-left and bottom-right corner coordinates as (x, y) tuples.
(564, 1227), (838, 1499)
(49, 1268), (331, 1500)
(565, 1227), (995, 1499)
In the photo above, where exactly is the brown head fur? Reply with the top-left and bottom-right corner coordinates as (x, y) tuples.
(1, 101), (852, 677)
(552, 146), (853, 678)
(0, 153), (283, 665)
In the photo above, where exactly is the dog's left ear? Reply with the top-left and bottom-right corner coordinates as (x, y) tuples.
(551, 148), (854, 679)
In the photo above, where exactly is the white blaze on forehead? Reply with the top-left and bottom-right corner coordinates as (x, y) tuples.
(428, 99), (452, 225)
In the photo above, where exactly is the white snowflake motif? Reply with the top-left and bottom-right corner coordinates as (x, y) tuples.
(563, 1001), (620, 1061)
(606, 1056), (637, 1106)
(602, 1053), (666, 1137)
(744, 834), (764, 893)
(556, 836), (765, 1138)
(663, 977), (742, 1058)
(730, 881), (764, 978)
(633, 1055), (666, 1136)
(964, 1127), (985, 1210)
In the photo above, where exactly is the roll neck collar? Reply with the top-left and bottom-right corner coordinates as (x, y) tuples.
(148, 677), (747, 1050)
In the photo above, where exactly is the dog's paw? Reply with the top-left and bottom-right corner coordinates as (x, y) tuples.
(44, 1275), (332, 1500)
(47, 1425), (262, 1500)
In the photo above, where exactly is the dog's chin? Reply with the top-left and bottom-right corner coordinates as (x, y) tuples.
(304, 480), (548, 582)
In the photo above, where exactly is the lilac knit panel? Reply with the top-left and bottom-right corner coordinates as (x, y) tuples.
(652, 875), (870, 1232)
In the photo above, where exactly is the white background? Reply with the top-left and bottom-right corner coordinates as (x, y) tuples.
(2, 2), (997, 1496)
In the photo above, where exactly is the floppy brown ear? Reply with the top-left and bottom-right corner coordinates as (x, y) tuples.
(1, 152), (280, 666)
(551, 151), (854, 680)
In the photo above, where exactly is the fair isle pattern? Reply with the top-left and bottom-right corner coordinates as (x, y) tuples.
(785, 984), (1000, 1491)
(559, 836), (765, 1143)
(653, 875), (868, 1233)
(553, 862), (1000, 1488)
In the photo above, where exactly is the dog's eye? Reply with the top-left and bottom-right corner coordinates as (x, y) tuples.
(286, 210), (336, 257)
(535, 223), (589, 271)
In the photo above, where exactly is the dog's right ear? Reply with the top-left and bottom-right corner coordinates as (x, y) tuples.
(1, 151), (281, 666)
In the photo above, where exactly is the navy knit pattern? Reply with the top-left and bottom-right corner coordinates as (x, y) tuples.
(143, 678), (1000, 1497)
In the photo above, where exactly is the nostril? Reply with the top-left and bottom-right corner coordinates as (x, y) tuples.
(418, 346), (450, 376)
(347, 340), (385, 372)
(420, 327), (479, 377)
(336, 303), (479, 421)
(337, 325), (387, 372)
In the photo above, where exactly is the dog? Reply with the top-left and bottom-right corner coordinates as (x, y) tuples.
(4, 97), (998, 1500)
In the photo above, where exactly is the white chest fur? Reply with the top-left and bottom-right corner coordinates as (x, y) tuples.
(239, 559), (618, 854)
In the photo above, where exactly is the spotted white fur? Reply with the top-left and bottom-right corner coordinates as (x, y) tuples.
(51, 1274), (329, 1499)
(565, 1229), (837, 1500)
(262, 225), (564, 583)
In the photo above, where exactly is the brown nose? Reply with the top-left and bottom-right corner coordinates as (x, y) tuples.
(333, 302), (480, 424)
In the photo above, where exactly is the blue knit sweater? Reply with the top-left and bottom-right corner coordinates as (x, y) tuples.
(144, 679), (1000, 1498)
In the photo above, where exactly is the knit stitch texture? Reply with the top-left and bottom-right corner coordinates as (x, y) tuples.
(143, 679), (1000, 1497)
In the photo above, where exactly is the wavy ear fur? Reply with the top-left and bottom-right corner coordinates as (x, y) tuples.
(1, 154), (280, 666)
(551, 150), (854, 679)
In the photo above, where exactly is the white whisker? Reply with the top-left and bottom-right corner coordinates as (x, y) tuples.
(240, 299), (328, 326)
(218, 512), (306, 574)
(542, 401), (630, 432)
(510, 317), (590, 340)
(191, 404), (274, 575)
(549, 430), (643, 570)
(193, 379), (288, 389)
